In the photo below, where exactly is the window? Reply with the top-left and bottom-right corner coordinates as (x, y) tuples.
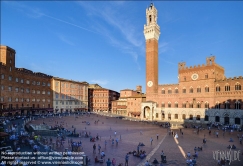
(189, 87), (193, 93)
(174, 114), (178, 119)
(205, 102), (209, 108)
(20, 79), (24, 83)
(168, 89), (172, 94)
(42, 82), (46, 86)
(189, 115), (193, 120)
(196, 115), (200, 120)
(182, 114), (186, 120)
(197, 87), (201, 93)
(189, 103), (193, 108)
(168, 103), (171, 108)
(42, 99), (45, 102)
(224, 101), (230, 109)
(20, 88), (24, 93)
(26, 88), (30, 93)
(9, 76), (12, 81)
(16, 77), (18, 82)
(1, 85), (4, 90)
(215, 102), (220, 109)
(216, 85), (220, 92)
(55, 93), (59, 99)
(182, 103), (186, 108)
(204, 115), (209, 121)
(156, 113), (158, 118)
(15, 87), (19, 92)
(32, 98), (35, 102)
(205, 74), (208, 79)
(205, 86), (209, 92)
(15, 98), (18, 102)
(8, 97), (12, 102)
(225, 84), (230, 91)
(197, 102), (201, 108)
(183, 88), (186, 93)
(161, 89), (165, 94)
(37, 81), (40, 85)
(184, 76), (186, 81)
(175, 88), (179, 93)
(8, 86), (12, 91)
(47, 91), (50, 95)
(10, 67), (12, 71)
(0, 97), (4, 102)
(10, 59), (12, 63)
(235, 83), (241, 91)
(62, 95), (64, 99)
(235, 101), (241, 109)
(26, 80), (30, 84)
(47, 83), (50, 86)
(47, 99), (50, 102)
(37, 90), (40, 94)
(161, 103), (165, 108)
(37, 99), (40, 102)
(42, 91), (45, 94)
(174, 102), (178, 108)
(1, 74), (4, 79)
(26, 98), (30, 102)
(32, 81), (36, 85)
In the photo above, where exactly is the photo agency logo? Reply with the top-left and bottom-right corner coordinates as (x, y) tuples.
(213, 148), (241, 165)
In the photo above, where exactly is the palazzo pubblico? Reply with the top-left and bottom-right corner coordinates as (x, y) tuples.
(141, 4), (243, 125)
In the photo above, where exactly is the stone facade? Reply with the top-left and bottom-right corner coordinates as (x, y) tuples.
(142, 4), (243, 125)
(51, 77), (89, 114)
(89, 85), (120, 112)
(0, 45), (53, 116)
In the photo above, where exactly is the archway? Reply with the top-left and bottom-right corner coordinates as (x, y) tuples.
(143, 106), (150, 119)
(224, 113), (229, 124)
(215, 116), (220, 122)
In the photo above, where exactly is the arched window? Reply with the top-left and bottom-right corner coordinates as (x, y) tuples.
(168, 88), (172, 94)
(197, 102), (201, 108)
(174, 102), (178, 108)
(189, 87), (193, 93)
(215, 102), (220, 109)
(224, 101), (230, 109)
(189, 102), (193, 108)
(182, 114), (186, 120)
(235, 101), (241, 109)
(174, 114), (178, 119)
(205, 102), (209, 109)
(225, 84), (230, 91)
(204, 115), (209, 121)
(189, 114), (193, 120)
(196, 115), (200, 120)
(205, 85), (209, 92)
(174, 88), (179, 93)
(161, 102), (165, 108)
(197, 86), (201, 93)
(161, 88), (165, 94)
(183, 88), (186, 93)
(216, 85), (220, 92)
(235, 83), (241, 91)
(182, 102), (186, 108)
(168, 102), (171, 108)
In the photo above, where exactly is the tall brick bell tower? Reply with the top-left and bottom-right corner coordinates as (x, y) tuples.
(144, 3), (160, 97)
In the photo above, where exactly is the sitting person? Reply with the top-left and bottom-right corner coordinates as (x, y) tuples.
(140, 153), (146, 159)
(232, 144), (236, 149)
(192, 158), (197, 164)
(95, 156), (99, 163)
(192, 151), (198, 158)
(197, 146), (202, 151)
(229, 138), (233, 142)
(101, 151), (105, 158)
(186, 159), (192, 164)
(227, 145), (232, 149)
(152, 158), (159, 164)
(187, 152), (191, 158)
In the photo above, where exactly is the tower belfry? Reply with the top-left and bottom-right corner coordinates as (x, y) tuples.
(144, 3), (160, 96)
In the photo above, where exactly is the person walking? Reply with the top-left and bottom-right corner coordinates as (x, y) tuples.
(125, 153), (129, 166)
(150, 137), (153, 145)
(111, 158), (116, 166)
(93, 143), (96, 154)
(106, 158), (111, 166)
(98, 144), (101, 154)
(157, 134), (159, 140)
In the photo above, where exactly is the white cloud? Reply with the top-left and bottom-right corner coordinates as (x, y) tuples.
(57, 34), (75, 46)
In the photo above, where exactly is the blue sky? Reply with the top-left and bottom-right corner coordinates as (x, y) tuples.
(1, 1), (243, 93)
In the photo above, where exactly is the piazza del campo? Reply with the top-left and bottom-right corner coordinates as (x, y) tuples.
(1, 2), (243, 166)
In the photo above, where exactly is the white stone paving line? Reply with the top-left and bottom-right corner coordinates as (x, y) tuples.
(137, 133), (167, 166)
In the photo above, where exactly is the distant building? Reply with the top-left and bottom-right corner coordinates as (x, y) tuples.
(0, 45), (53, 116)
(89, 84), (120, 112)
(112, 86), (146, 117)
(51, 77), (89, 114)
(142, 4), (243, 125)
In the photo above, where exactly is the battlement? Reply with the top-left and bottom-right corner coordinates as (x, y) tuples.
(216, 76), (243, 82)
(15, 68), (52, 78)
(159, 83), (179, 86)
(178, 56), (224, 71)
